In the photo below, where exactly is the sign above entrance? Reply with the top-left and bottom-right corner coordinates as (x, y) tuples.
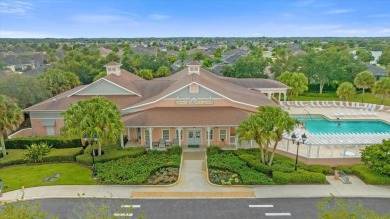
(175, 98), (214, 105)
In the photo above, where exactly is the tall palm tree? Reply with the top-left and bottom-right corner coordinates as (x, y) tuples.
(0, 95), (24, 157)
(61, 96), (124, 156)
(354, 71), (376, 102)
(372, 77), (390, 105)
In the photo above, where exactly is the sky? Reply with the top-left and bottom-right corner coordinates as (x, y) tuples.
(0, 0), (389, 38)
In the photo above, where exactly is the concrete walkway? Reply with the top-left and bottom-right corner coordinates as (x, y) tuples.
(1, 150), (390, 202)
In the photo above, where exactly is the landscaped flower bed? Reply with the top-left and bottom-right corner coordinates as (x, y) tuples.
(96, 148), (182, 185)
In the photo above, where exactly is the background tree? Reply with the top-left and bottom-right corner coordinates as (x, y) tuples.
(353, 71), (376, 102)
(0, 95), (24, 157)
(372, 77), (390, 104)
(61, 96), (124, 156)
(38, 68), (80, 95)
(378, 46), (390, 66)
(0, 75), (51, 108)
(155, 66), (170, 78)
(178, 50), (188, 68)
(202, 58), (213, 68)
(137, 69), (153, 80)
(277, 71), (308, 100)
(355, 49), (374, 62)
(336, 82), (356, 101)
(193, 51), (205, 61)
(361, 139), (390, 177)
(221, 55), (267, 78)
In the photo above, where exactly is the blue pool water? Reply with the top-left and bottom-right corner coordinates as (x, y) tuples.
(294, 115), (390, 134)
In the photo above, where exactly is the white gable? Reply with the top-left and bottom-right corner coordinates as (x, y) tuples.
(72, 79), (136, 96)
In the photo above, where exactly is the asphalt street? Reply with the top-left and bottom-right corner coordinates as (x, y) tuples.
(28, 197), (390, 219)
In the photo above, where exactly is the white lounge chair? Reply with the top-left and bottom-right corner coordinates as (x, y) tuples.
(371, 104), (377, 110)
(366, 104), (372, 109)
(369, 108), (378, 116)
(361, 103), (368, 109)
(321, 101), (328, 107)
(345, 102), (351, 108)
(310, 100), (316, 107)
(355, 102), (360, 108)
(294, 101), (300, 107)
(316, 101), (322, 107)
(339, 101), (345, 107)
(286, 101), (292, 107)
(351, 102), (356, 108)
(365, 108), (373, 116)
(299, 101), (306, 107)
(377, 105), (384, 111)
(332, 100), (338, 107)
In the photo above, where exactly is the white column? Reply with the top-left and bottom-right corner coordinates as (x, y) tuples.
(284, 92), (287, 105)
(120, 132), (124, 148)
(268, 92), (272, 99)
(178, 128), (182, 147)
(207, 127), (211, 147)
(234, 127), (239, 149)
(148, 128), (153, 150)
(127, 128), (131, 140)
(278, 92), (281, 102)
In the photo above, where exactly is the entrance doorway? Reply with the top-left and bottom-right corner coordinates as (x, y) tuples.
(187, 129), (201, 147)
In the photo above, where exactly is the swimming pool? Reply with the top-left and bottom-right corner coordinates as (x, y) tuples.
(294, 115), (390, 134)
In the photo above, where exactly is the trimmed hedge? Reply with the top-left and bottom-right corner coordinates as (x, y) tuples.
(5, 136), (81, 149)
(235, 153), (272, 175)
(273, 170), (327, 184)
(335, 165), (354, 174)
(307, 165), (334, 175)
(352, 165), (390, 185)
(76, 145), (146, 165)
(167, 146), (183, 156)
(0, 148), (84, 167)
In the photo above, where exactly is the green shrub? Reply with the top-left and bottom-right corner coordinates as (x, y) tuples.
(96, 153), (181, 184)
(167, 146), (182, 156)
(308, 165), (334, 175)
(43, 147), (83, 162)
(208, 151), (273, 185)
(25, 143), (52, 163)
(76, 145), (145, 165)
(207, 146), (222, 156)
(352, 165), (390, 185)
(361, 139), (390, 176)
(236, 153), (272, 174)
(273, 170), (326, 184)
(5, 136), (81, 149)
(335, 165), (353, 174)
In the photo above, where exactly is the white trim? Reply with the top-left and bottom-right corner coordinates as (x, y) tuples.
(206, 129), (214, 140)
(175, 129), (183, 141)
(162, 129), (170, 141)
(8, 128), (32, 139)
(122, 82), (258, 111)
(67, 78), (141, 97)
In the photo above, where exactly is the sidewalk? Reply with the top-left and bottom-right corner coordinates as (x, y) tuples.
(2, 151), (390, 202)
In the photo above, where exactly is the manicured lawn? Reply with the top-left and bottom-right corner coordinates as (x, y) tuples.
(0, 163), (96, 192)
(291, 92), (390, 106)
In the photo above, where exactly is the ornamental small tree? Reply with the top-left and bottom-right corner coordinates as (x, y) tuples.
(336, 82), (356, 101)
(137, 69), (153, 80)
(372, 77), (390, 104)
(277, 71), (308, 100)
(361, 139), (390, 176)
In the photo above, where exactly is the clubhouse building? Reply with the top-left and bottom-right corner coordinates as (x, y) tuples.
(23, 61), (289, 148)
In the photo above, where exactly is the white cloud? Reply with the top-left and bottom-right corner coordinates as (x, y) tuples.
(324, 9), (353, 14)
(378, 29), (390, 34)
(0, 0), (33, 15)
(0, 30), (64, 38)
(149, 14), (170, 20)
(334, 29), (368, 34)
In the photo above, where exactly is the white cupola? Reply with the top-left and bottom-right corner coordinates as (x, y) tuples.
(187, 60), (201, 75)
(104, 61), (122, 76)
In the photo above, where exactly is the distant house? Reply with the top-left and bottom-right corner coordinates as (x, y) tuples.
(365, 63), (388, 80)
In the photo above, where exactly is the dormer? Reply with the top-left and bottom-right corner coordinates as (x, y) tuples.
(104, 61), (122, 76)
(187, 60), (201, 75)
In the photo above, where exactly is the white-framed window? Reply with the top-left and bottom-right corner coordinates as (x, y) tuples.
(162, 129), (170, 141)
(206, 129), (213, 140)
(46, 126), (55, 136)
(175, 130), (183, 141)
(144, 129), (150, 142)
(219, 129), (227, 141)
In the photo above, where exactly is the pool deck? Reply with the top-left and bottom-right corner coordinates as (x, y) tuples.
(285, 104), (390, 124)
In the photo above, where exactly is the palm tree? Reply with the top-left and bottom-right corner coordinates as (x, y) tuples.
(336, 82), (356, 101)
(372, 77), (390, 104)
(354, 71), (376, 102)
(0, 95), (24, 157)
(238, 106), (298, 166)
(61, 96), (124, 156)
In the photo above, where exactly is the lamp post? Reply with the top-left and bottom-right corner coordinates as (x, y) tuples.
(84, 134), (98, 177)
(291, 133), (307, 171)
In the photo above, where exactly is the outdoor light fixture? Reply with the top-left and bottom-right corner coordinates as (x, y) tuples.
(291, 133), (307, 171)
(84, 134), (98, 178)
